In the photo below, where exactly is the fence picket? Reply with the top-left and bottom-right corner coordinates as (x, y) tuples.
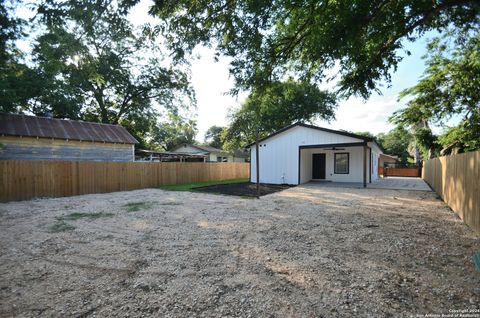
(423, 151), (479, 235)
(0, 161), (250, 202)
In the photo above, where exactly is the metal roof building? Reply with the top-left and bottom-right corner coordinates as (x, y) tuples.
(0, 113), (137, 162)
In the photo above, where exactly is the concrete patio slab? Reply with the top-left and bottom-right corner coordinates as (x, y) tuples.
(369, 176), (432, 191)
(308, 176), (432, 191)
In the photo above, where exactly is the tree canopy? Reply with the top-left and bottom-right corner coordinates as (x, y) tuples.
(391, 29), (479, 156)
(204, 125), (226, 149)
(1, 0), (196, 149)
(148, 111), (198, 151)
(152, 0), (479, 98)
(376, 126), (414, 162)
(222, 80), (337, 151)
(0, 1), (37, 112)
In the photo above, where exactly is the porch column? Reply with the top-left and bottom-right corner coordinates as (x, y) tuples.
(363, 145), (367, 188)
(369, 147), (372, 183)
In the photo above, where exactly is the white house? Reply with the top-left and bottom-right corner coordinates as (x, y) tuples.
(248, 123), (383, 186)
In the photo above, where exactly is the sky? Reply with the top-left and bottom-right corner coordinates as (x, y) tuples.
(186, 28), (434, 141)
(132, 1), (438, 141)
(18, 0), (440, 142)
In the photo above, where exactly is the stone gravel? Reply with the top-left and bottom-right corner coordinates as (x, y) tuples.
(0, 184), (478, 317)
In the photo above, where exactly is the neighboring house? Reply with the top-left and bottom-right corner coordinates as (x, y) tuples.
(171, 144), (247, 162)
(248, 122), (383, 186)
(0, 113), (138, 162)
(378, 153), (400, 168)
(232, 149), (249, 163)
(135, 149), (207, 162)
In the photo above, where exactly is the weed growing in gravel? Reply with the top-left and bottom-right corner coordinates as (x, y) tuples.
(123, 201), (182, 212)
(56, 212), (114, 221)
(124, 201), (153, 212)
(49, 220), (75, 233)
(157, 202), (183, 206)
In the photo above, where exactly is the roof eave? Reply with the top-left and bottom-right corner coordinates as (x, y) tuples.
(245, 122), (374, 148)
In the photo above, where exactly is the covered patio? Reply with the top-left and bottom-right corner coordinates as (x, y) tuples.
(298, 142), (378, 187)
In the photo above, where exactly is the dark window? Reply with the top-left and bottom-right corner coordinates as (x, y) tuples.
(334, 153), (349, 174)
(217, 156), (227, 162)
(217, 156), (222, 162)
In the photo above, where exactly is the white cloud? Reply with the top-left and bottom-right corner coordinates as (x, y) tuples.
(320, 94), (404, 134)
(190, 51), (408, 140)
(191, 48), (247, 140)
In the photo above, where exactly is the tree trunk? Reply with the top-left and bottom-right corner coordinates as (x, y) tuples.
(93, 87), (109, 123)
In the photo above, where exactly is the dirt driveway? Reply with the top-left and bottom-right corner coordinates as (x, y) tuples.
(0, 185), (478, 317)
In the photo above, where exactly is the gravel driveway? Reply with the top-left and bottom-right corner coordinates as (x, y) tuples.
(0, 185), (478, 317)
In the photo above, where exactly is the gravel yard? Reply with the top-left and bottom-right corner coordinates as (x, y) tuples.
(0, 184), (479, 317)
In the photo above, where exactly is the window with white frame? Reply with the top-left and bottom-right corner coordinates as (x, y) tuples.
(334, 153), (349, 174)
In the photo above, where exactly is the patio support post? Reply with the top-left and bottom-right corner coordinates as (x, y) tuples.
(363, 145), (367, 188)
(255, 129), (260, 198)
(369, 147), (372, 184)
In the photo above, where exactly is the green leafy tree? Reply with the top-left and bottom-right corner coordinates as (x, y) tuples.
(438, 124), (478, 155)
(0, 0), (40, 113)
(392, 29), (479, 156)
(376, 126), (414, 162)
(204, 125), (226, 149)
(352, 131), (375, 138)
(149, 112), (198, 151)
(0, 1), (22, 69)
(222, 80), (337, 150)
(15, 0), (195, 147)
(390, 102), (438, 161)
(152, 0), (479, 97)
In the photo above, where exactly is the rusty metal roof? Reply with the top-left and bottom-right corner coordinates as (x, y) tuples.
(0, 113), (138, 144)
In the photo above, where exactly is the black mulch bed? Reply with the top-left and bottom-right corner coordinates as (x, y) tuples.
(193, 182), (293, 197)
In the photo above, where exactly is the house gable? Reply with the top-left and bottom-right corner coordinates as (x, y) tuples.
(246, 122), (371, 148)
(257, 125), (365, 149)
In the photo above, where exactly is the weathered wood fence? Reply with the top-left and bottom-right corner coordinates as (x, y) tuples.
(422, 151), (480, 235)
(0, 160), (250, 202)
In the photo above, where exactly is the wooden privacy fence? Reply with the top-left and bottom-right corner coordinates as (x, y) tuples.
(0, 160), (250, 202)
(383, 167), (421, 177)
(422, 151), (480, 235)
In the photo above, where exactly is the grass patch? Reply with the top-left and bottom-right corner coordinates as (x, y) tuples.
(56, 212), (114, 221)
(158, 202), (183, 206)
(49, 221), (75, 233)
(124, 201), (153, 212)
(159, 178), (249, 192)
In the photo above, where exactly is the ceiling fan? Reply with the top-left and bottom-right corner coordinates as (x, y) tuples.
(322, 147), (345, 150)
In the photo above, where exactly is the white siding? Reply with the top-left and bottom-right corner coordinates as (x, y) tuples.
(209, 153), (233, 162)
(250, 126), (364, 184)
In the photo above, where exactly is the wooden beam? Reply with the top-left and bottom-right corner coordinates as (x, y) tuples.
(255, 131), (260, 198)
(299, 142), (366, 149)
(363, 145), (367, 188)
(369, 147), (372, 183)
